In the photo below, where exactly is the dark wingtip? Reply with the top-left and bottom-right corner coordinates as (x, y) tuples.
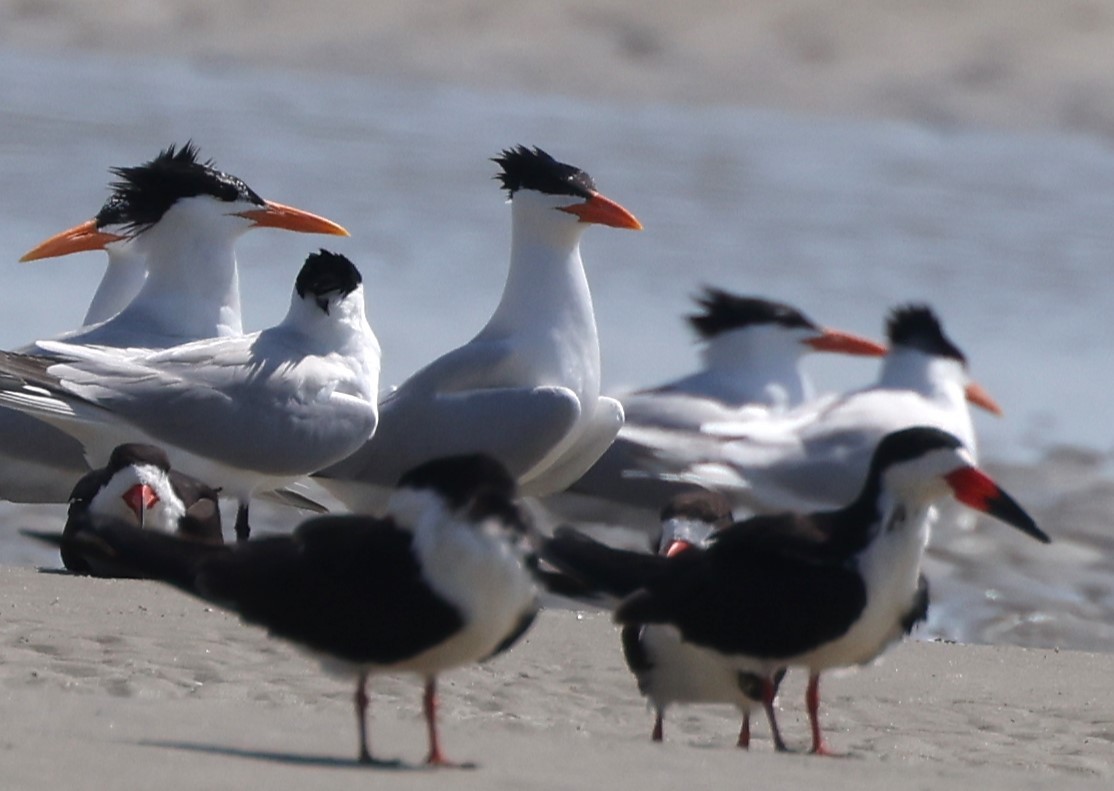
(20, 528), (64, 548)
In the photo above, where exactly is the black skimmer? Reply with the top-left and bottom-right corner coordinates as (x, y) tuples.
(2, 143), (350, 506)
(542, 427), (1049, 754)
(26, 443), (223, 576)
(51, 454), (541, 767)
(0, 250), (380, 542)
(314, 145), (642, 511)
(557, 291), (885, 517)
(617, 489), (790, 749)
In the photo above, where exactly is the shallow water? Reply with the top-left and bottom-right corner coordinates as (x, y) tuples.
(0, 48), (1111, 651)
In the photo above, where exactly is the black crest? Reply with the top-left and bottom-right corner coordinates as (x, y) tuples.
(688, 288), (816, 340)
(295, 250), (362, 303)
(492, 146), (596, 199)
(107, 142), (265, 234)
(398, 454), (517, 511)
(885, 304), (966, 363)
(93, 192), (129, 230)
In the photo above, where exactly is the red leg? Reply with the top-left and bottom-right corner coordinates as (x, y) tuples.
(651, 709), (664, 743)
(355, 672), (372, 763)
(737, 711), (751, 749)
(422, 677), (474, 768)
(761, 675), (788, 752)
(806, 672), (836, 756)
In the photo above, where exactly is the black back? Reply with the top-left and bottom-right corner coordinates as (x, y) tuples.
(194, 515), (465, 664)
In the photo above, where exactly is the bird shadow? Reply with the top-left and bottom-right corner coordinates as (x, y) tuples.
(138, 740), (477, 771)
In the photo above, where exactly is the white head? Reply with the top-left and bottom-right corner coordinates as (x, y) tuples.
(85, 444), (186, 531)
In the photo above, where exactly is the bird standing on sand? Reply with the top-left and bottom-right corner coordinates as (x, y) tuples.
(50, 454), (541, 768)
(543, 427), (1050, 754)
(617, 489), (789, 750)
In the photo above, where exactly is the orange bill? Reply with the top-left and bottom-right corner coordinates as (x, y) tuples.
(559, 192), (643, 230)
(965, 381), (1003, 416)
(235, 200), (350, 236)
(19, 219), (127, 262)
(805, 329), (888, 356)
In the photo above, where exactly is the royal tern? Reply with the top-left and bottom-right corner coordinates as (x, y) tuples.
(315, 145), (642, 511)
(572, 303), (1000, 517)
(557, 292), (885, 519)
(543, 427), (1049, 754)
(27, 443), (223, 576)
(20, 193), (140, 327)
(20, 142), (350, 348)
(50, 454), (540, 767)
(627, 289), (887, 427)
(2, 144), (349, 505)
(0, 250), (380, 541)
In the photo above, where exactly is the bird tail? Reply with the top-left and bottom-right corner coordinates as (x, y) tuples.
(539, 525), (671, 600)
(23, 515), (227, 589)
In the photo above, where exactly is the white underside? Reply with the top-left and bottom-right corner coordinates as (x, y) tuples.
(326, 490), (537, 679)
(789, 503), (934, 672)
(636, 625), (763, 712)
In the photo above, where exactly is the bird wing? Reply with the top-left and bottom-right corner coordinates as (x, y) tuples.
(8, 334), (377, 477)
(614, 515), (867, 661)
(195, 515), (464, 664)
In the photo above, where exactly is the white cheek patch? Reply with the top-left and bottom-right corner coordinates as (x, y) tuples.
(87, 463), (186, 532)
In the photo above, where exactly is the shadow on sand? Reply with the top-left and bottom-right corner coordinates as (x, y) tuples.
(139, 740), (478, 771)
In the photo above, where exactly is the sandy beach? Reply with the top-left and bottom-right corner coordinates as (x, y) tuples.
(3, 1), (1114, 787)
(3, 566), (1113, 790)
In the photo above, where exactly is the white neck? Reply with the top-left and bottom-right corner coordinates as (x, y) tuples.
(679, 329), (811, 408)
(478, 194), (601, 398)
(83, 245), (148, 326)
(877, 349), (967, 406)
(109, 197), (247, 343)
